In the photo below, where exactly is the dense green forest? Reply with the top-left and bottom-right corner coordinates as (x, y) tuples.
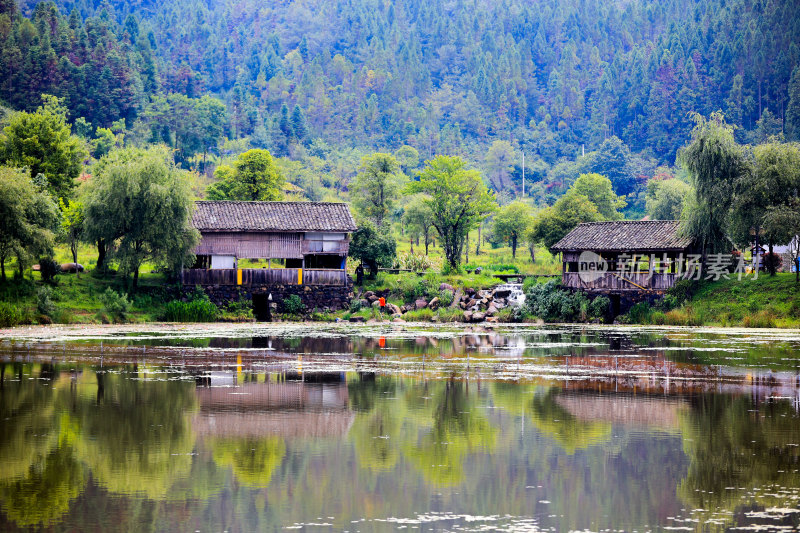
(2, 0), (800, 204)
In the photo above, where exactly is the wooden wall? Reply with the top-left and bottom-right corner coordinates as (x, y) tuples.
(182, 268), (349, 286)
(562, 272), (678, 291)
(195, 232), (302, 259)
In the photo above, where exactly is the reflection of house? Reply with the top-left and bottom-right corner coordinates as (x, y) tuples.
(551, 220), (695, 293)
(184, 201), (357, 287)
(555, 393), (686, 431)
(192, 378), (354, 439)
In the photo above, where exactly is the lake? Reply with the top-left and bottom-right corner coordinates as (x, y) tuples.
(1, 323), (800, 532)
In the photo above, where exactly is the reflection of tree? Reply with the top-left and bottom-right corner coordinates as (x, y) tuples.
(491, 383), (612, 454)
(208, 437), (286, 488)
(678, 395), (800, 522)
(348, 374), (403, 470)
(74, 371), (198, 499)
(403, 381), (497, 485)
(0, 446), (85, 527)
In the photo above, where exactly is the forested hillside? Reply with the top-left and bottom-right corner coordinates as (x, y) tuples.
(2, 0), (800, 203)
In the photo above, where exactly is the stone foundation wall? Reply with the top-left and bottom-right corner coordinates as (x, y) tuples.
(184, 279), (354, 313)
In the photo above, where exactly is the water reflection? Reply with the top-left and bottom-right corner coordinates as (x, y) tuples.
(0, 325), (799, 531)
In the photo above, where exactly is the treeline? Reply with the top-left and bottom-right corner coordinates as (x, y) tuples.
(3, 0), (800, 183)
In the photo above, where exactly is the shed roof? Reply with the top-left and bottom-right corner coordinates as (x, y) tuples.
(551, 220), (693, 252)
(193, 201), (357, 232)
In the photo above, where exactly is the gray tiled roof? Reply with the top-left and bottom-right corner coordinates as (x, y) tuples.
(551, 220), (693, 252)
(193, 201), (357, 232)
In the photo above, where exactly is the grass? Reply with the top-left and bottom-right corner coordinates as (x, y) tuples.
(625, 273), (800, 328)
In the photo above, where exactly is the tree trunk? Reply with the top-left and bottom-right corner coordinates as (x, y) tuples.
(511, 234), (517, 259)
(1, 257), (5, 281)
(529, 242), (536, 263)
(476, 225), (481, 256)
(410, 237), (414, 254)
(97, 239), (106, 270)
(132, 266), (139, 292)
(769, 242), (776, 276)
(424, 231), (430, 255)
(465, 233), (470, 265)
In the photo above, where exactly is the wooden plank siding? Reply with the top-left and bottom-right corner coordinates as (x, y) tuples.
(195, 232), (302, 259)
(300, 239), (350, 255)
(182, 268), (348, 286)
(561, 272), (678, 291)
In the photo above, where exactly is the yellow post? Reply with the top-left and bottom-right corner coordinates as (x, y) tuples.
(298, 268), (303, 285)
(237, 268), (242, 285)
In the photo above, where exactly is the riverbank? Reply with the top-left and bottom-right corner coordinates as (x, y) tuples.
(2, 267), (799, 329)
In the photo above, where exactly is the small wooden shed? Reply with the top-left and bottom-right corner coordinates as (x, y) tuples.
(551, 220), (695, 292)
(183, 201), (357, 287)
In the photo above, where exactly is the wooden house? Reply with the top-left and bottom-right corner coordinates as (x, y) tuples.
(551, 220), (695, 292)
(183, 201), (357, 287)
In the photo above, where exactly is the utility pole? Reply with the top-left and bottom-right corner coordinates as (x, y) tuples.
(521, 151), (525, 198)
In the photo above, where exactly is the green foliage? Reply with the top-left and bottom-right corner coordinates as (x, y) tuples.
(402, 195), (436, 254)
(206, 149), (284, 201)
(407, 156), (497, 269)
(59, 198), (84, 266)
(680, 112), (748, 254)
(0, 166), (59, 280)
(281, 294), (305, 315)
(588, 296), (611, 321)
(83, 146), (199, 289)
(36, 286), (56, 318)
(0, 95), (85, 200)
(524, 280), (589, 322)
(99, 288), (131, 321)
(348, 219), (397, 276)
(530, 193), (602, 251)
(394, 252), (432, 272)
(38, 257), (60, 284)
(438, 289), (454, 307)
(645, 178), (691, 220)
(567, 173), (626, 220)
(0, 301), (25, 326)
(163, 293), (218, 322)
(351, 153), (404, 227)
(491, 201), (533, 259)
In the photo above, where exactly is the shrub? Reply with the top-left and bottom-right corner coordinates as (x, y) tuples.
(163, 294), (218, 322)
(588, 296), (611, 321)
(403, 308), (434, 321)
(36, 286), (57, 317)
(224, 297), (253, 320)
(0, 302), (25, 327)
(282, 294), (305, 315)
(436, 307), (464, 322)
(666, 279), (696, 305)
(625, 302), (653, 324)
(742, 310), (777, 328)
(349, 299), (363, 312)
(395, 252), (433, 272)
(38, 258), (61, 284)
(100, 288), (131, 321)
(525, 280), (588, 322)
(438, 289), (454, 307)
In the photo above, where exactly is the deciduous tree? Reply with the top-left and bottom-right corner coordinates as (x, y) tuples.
(492, 201), (533, 259)
(407, 155), (496, 270)
(351, 153), (405, 227)
(83, 146), (199, 291)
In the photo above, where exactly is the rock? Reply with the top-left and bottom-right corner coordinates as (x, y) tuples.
(472, 312), (486, 322)
(459, 301), (467, 310)
(428, 297), (440, 310)
(486, 304), (498, 316)
(477, 290), (490, 299)
(485, 316), (499, 323)
(371, 300), (381, 308)
(465, 288), (476, 296)
(463, 311), (473, 322)
(392, 317), (404, 323)
(467, 298), (478, 308)
(480, 297), (489, 305)
(492, 288), (511, 298)
(439, 283), (455, 292)
(359, 299), (370, 308)
(474, 267), (483, 274)
(385, 303), (401, 315)
(493, 301), (507, 310)
(450, 289), (463, 308)
(415, 298), (428, 310)
(60, 262), (84, 273)
(363, 291), (375, 299)
(367, 295), (379, 303)
(349, 316), (366, 323)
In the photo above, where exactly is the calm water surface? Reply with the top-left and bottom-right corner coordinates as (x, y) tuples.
(1, 323), (800, 532)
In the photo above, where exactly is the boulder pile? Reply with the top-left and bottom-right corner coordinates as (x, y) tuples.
(352, 283), (518, 323)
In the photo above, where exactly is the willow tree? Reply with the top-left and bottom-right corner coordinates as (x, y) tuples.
(83, 146), (199, 290)
(407, 156), (496, 270)
(679, 112), (749, 255)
